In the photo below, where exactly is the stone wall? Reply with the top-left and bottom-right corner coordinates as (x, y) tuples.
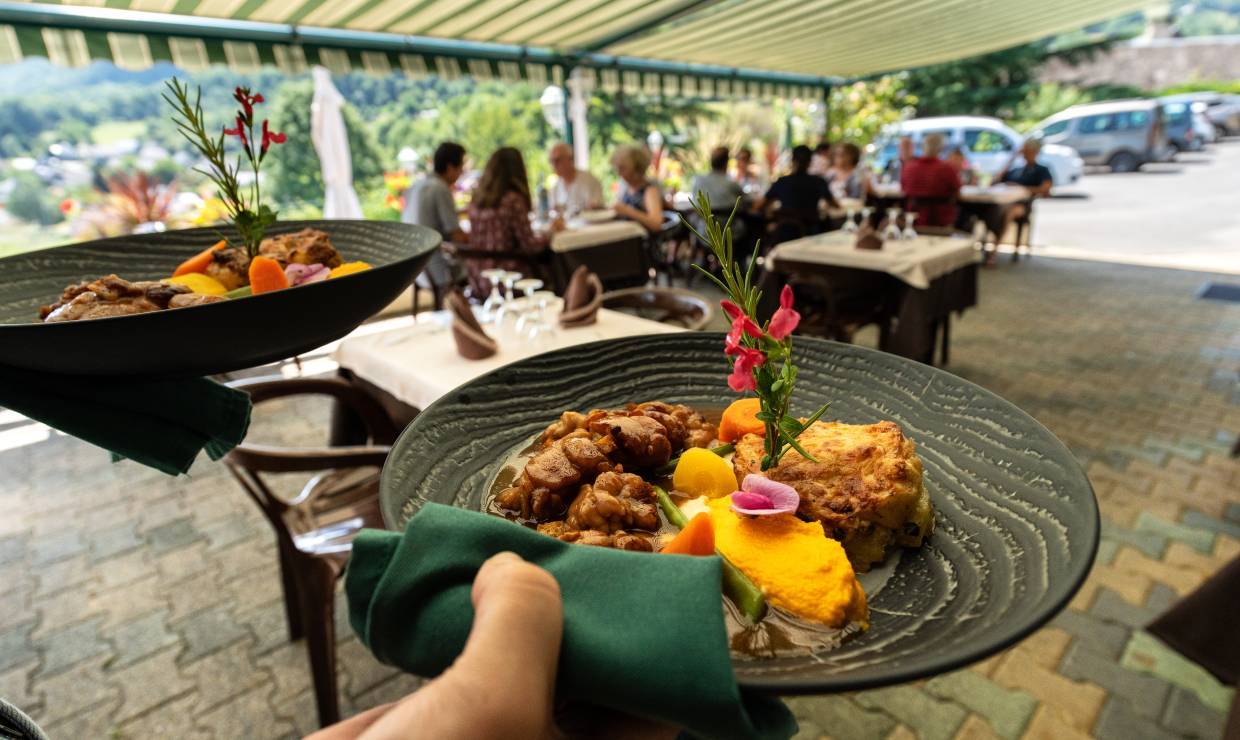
(1040, 36), (1240, 90)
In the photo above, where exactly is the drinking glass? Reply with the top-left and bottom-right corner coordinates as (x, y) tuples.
(842, 207), (858, 233)
(513, 278), (544, 332)
(494, 271), (523, 324)
(883, 208), (903, 240)
(479, 268), (506, 323)
(524, 290), (557, 346)
(902, 212), (918, 240)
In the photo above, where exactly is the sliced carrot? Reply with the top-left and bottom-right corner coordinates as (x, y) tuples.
(661, 512), (715, 556)
(248, 255), (289, 294)
(719, 398), (765, 443)
(172, 239), (227, 277)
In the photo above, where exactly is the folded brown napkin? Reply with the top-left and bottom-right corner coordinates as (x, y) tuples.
(447, 290), (498, 360)
(855, 226), (884, 251)
(559, 265), (604, 327)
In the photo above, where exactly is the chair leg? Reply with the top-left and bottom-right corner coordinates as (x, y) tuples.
(296, 558), (341, 728)
(277, 540), (304, 641)
(939, 314), (951, 366)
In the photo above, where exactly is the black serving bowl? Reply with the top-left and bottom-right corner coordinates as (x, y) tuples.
(0, 220), (439, 377)
(380, 333), (1098, 694)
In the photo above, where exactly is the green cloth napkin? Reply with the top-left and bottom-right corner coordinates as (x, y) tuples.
(0, 364), (251, 476)
(347, 503), (797, 740)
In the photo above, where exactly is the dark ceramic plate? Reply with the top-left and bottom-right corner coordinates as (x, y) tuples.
(379, 333), (1098, 693)
(0, 220), (439, 377)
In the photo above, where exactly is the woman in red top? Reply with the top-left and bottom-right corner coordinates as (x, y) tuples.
(467, 148), (563, 282)
(899, 133), (961, 228)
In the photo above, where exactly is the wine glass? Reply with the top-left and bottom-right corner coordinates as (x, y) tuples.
(513, 278), (544, 333)
(494, 271), (524, 324)
(524, 290), (557, 346)
(860, 206), (874, 229)
(842, 207), (858, 233)
(902, 212), (918, 240)
(479, 268), (506, 323)
(883, 208), (903, 240)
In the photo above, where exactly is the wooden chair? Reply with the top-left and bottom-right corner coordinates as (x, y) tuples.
(224, 376), (397, 729)
(601, 286), (713, 330)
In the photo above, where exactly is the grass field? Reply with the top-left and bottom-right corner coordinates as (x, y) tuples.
(91, 120), (146, 145)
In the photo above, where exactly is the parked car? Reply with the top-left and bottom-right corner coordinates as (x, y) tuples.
(1029, 99), (1171, 173)
(1161, 101), (1201, 152)
(1191, 102), (1218, 145)
(867, 116), (1084, 188)
(1160, 92), (1240, 136)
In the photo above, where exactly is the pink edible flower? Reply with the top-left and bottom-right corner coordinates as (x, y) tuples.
(727, 347), (765, 392)
(768, 284), (801, 340)
(730, 475), (800, 516)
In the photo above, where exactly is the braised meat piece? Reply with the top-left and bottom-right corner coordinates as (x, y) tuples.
(566, 471), (658, 533)
(495, 432), (614, 521)
(541, 411), (589, 445)
(169, 293), (226, 308)
(260, 228), (342, 268)
(588, 414), (672, 469)
(41, 275), (191, 322)
(627, 401), (717, 450)
(536, 521), (653, 552)
(205, 247), (251, 291)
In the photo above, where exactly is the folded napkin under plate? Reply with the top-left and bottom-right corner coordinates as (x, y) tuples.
(347, 503), (796, 740)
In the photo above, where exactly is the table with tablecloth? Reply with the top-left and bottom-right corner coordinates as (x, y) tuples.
(331, 300), (679, 436)
(868, 183), (1030, 237)
(760, 232), (979, 363)
(543, 218), (651, 288)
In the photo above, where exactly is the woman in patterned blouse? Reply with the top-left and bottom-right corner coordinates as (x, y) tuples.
(466, 148), (564, 280)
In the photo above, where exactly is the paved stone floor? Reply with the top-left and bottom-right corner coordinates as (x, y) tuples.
(2, 255), (1237, 739)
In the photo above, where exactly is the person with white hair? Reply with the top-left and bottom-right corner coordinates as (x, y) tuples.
(986, 137), (1054, 264)
(547, 142), (602, 216)
(900, 131), (961, 228)
(610, 144), (665, 233)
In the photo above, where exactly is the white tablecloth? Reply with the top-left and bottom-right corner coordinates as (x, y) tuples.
(334, 301), (679, 410)
(550, 220), (648, 252)
(767, 232), (979, 290)
(870, 183), (1030, 205)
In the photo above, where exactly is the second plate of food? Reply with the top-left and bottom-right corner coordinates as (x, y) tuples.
(380, 333), (1098, 693)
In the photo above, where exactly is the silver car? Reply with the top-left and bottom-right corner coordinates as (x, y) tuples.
(1031, 99), (1172, 173)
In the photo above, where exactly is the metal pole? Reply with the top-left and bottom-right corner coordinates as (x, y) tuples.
(822, 84), (832, 139)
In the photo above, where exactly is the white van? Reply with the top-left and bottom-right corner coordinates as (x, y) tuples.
(869, 116), (1084, 188)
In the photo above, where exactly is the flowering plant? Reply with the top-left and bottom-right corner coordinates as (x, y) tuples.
(686, 193), (830, 471)
(163, 79), (286, 257)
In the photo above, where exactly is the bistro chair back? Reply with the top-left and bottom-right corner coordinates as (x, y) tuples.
(224, 376), (396, 729)
(905, 195), (958, 228)
(444, 242), (558, 296)
(768, 207), (821, 248)
(601, 286), (713, 330)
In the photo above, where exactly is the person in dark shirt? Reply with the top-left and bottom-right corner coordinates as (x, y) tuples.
(989, 138), (1054, 264)
(900, 132), (961, 227)
(758, 144), (837, 213)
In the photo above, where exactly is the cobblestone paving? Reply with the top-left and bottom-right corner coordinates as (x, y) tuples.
(2, 256), (1237, 739)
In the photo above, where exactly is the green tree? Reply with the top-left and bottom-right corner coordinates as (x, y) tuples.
(7, 173), (64, 226)
(827, 77), (918, 144)
(264, 80), (386, 208)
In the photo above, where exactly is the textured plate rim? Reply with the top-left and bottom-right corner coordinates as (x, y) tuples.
(378, 333), (1100, 694)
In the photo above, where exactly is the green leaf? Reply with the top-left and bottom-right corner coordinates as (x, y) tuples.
(771, 379), (785, 393)
(753, 410), (777, 423)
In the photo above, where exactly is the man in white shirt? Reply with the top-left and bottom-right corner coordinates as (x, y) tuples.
(547, 142), (603, 216)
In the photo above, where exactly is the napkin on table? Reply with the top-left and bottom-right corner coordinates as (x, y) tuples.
(447, 290), (498, 360)
(854, 226), (884, 251)
(0, 364), (251, 475)
(346, 503), (797, 740)
(559, 265), (604, 327)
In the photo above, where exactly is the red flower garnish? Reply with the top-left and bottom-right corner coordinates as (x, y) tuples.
(223, 114), (247, 149)
(721, 300), (763, 356)
(260, 119), (286, 155)
(768, 285), (801, 340)
(728, 347), (766, 392)
(233, 87), (265, 122)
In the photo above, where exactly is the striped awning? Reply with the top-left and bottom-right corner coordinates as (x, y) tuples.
(0, 0), (1151, 93)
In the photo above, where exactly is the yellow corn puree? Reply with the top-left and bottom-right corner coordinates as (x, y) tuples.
(706, 495), (868, 628)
